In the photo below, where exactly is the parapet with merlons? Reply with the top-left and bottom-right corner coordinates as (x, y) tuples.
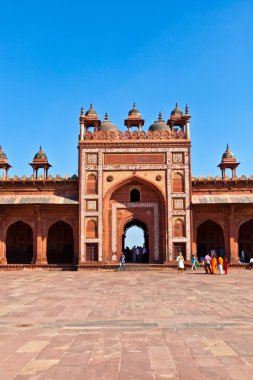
(82, 129), (186, 141)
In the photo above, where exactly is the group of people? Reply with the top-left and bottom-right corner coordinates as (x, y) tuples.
(202, 253), (228, 274)
(176, 250), (229, 275)
(124, 246), (148, 263)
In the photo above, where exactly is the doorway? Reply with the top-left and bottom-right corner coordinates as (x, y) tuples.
(123, 219), (149, 263)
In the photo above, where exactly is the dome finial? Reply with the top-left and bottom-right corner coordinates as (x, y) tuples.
(80, 107), (84, 115)
(185, 104), (189, 115)
(104, 112), (109, 121)
(171, 103), (183, 117)
(85, 103), (97, 117)
(128, 102), (141, 117)
(158, 112), (163, 120)
(39, 145), (42, 151)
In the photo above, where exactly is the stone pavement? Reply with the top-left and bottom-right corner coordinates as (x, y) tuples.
(0, 269), (253, 379)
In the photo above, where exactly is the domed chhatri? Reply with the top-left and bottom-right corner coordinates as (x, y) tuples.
(34, 146), (48, 160)
(218, 144), (239, 180)
(124, 102), (145, 131)
(149, 112), (170, 132)
(222, 144), (236, 161)
(170, 102), (183, 117)
(30, 146), (51, 180)
(0, 146), (7, 161)
(85, 103), (98, 117)
(98, 113), (119, 132)
(0, 146), (12, 179)
(128, 102), (141, 118)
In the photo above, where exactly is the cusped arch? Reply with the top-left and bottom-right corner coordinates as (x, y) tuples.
(123, 217), (148, 234)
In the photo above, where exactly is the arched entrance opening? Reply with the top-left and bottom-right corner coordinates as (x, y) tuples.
(197, 220), (224, 260)
(47, 221), (74, 264)
(123, 219), (148, 263)
(238, 220), (253, 262)
(104, 175), (166, 264)
(6, 221), (33, 264)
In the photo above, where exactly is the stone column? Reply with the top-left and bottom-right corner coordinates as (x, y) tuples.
(0, 215), (7, 264)
(35, 207), (47, 264)
(228, 205), (239, 263)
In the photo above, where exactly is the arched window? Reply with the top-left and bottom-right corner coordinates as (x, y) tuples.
(172, 172), (184, 193)
(86, 219), (98, 239)
(86, 174), (97, 194)
(130, 188), (140, 202)
(173, 219), (185, 238)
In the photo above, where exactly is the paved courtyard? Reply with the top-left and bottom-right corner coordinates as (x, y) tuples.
(0, 268), (253, 379)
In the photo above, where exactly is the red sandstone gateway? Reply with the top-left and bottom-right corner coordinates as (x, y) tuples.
(0, 103), (252, 267)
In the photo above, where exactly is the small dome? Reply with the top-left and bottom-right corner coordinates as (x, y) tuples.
(128, 102), (141, 117)
(85, 103), (97, 117)
(34, 146), (47, 160)
(0, 146), (7, 160)
(149, 112), (170, 131)
(171, 102), (183, 117)
(98, 113), (119, 132)
(222, 144), (235, 160)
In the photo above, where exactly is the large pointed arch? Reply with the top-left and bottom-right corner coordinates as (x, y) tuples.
(47, 220), (74, 264)
(103, 174), (166, 263)
(6, 221), (33, 264)
(197, 219), (224, 260)
(238, 219), (253, 262)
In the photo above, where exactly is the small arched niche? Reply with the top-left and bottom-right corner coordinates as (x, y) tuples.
(86, 173), (97, 194)
(172, 172), (184, 193)
(130, 188), (140, 202)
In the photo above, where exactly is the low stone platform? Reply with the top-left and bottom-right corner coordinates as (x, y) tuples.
(0, 269), (253, 379)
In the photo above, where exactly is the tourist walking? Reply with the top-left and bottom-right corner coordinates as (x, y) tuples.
(118, 253), (126, 271)
(176, 252), (185, 273)
(218, 256), (223, 274)
(204, 253), (212, 274)
(191, 255), (197, 270)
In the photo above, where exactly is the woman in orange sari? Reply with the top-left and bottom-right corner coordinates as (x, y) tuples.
(211, 256), (217, 274)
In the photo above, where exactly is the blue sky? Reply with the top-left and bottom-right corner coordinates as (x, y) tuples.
(0, 0), (253, 177)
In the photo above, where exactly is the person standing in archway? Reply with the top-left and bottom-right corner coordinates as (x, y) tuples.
(132, 246), (137, 263)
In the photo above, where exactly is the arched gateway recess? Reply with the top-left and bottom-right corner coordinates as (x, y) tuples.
(47, 221), (74, 264)
(6, 221), (33, 264)
(197, 220), (224, 260)
(123, 219), (149, 263)
(238, 220), (253, 262)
